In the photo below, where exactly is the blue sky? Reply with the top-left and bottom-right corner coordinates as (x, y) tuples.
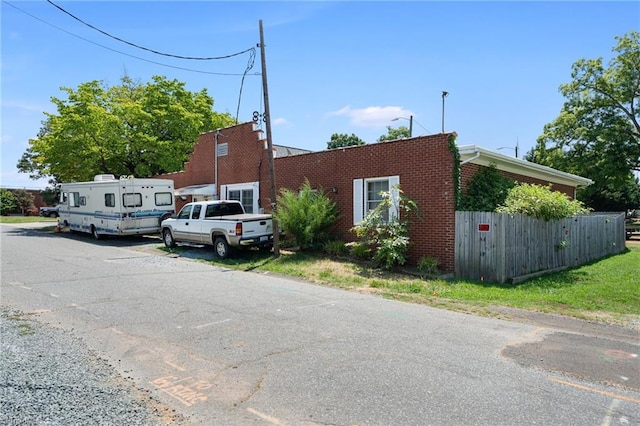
(2, 1), (638, 189)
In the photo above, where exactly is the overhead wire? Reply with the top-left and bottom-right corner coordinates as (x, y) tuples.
(46, 0), (254, 61)
(6, 0), (261, 122)
(4, 0), (254, 77)
(44, 0), (258, 121)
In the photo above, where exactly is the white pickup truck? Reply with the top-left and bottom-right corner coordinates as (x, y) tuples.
(160, 200), (274, 258)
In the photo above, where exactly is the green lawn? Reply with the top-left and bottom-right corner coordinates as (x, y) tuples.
(171, 243), (640, 327)
(0, 216), (57, 224)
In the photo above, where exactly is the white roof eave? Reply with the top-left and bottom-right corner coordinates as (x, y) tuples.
(457, 145), (593, 187)
(174, 183), (217, 196)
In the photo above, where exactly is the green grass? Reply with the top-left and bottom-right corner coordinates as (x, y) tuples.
(0, 216), (57, 224)
(170, 244), (640, 327)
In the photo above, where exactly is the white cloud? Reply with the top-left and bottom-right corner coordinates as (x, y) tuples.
(328, 105), (413, 128)
(272, 117), (289, 126)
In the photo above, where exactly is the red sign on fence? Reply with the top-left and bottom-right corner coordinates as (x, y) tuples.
(478, 223), (490, 232)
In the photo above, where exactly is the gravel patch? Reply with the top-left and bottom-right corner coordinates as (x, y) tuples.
(0, 308), (189, 425)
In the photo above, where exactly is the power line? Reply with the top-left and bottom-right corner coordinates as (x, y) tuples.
(46, 0), (253, 61)
(4, 1), (257, 77)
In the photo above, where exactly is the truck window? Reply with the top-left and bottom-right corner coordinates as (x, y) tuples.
(178, 205), (192, 220)
(123, 193), (142, 208)
(105, 193), (116, 207)
(79, 196), (87, 206)
(191, 204), (202, 219)
(155, 192), (172, 206)
(206, 202), (244, 217)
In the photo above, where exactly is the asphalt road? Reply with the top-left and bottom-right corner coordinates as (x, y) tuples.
(2, 223), (639, 425)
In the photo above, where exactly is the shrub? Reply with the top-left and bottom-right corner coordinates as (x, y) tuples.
(346, 241), (371, 260)
(459, 164), (515, 211)
(324, 240), (348, 257)
(417, 256), (439, 275)
(273, 179), (339, 250)
(351, 185), (420, 269)
(496, 183), (591, 220)
(0, 189), (17, 216)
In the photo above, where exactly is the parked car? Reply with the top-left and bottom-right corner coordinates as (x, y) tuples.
(161, 200), (274, 258)
(39, 205), (60, 218)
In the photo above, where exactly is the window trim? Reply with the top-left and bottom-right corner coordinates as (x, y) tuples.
(353, 175), (400, 225)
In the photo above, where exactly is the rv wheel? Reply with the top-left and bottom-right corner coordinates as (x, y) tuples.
(163, 228), (176, 248)
(159, 212), (172, 225)
(214, 236), (230, 259)
(91, 225), (101, 240)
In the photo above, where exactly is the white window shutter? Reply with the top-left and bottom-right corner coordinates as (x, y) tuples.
(389, 175), (400, 219)
(353, 179), (363, 225)
(252, 182), (259, 213)
(220, 185), (227, 200)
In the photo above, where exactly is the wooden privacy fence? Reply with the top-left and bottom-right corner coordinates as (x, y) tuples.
(454, 211), (626, 284)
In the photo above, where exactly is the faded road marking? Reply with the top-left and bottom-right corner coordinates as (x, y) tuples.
(247, 407), (282, 424)
(548, 377), (640, 404)
(150, 376), (210, 407)
(193, 318), (231, 329)
(297, 301), (337, 309)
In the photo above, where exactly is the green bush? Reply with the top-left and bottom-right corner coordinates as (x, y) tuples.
(0, 189), (17, 216)
(459, 164), (515, 211)
(273, 179), (339, 250)
(496, 183), (591, 220)
(324, 240), (348, 257)
(417, 256), (439, 275)
(346, 241), (371, 260)
(351, 185), (419, 269)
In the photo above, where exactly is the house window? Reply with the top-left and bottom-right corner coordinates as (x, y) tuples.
(221, 182), (260, 213)
(366, 179), (389, 221)
(228, 189), (254, 213)
(123, 193), (142, 208)
(353, 176), (400, 225)
(105, 193), (116, 207)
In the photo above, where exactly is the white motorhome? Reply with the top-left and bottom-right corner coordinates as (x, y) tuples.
(58, 174), (175, 239)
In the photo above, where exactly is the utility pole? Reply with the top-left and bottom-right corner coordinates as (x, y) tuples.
(259, 20), (279, 257)
(441, 91), (449, 133)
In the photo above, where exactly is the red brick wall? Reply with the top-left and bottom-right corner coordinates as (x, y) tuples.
(156, 124), (582, 273)
(274, 133), (458, 271)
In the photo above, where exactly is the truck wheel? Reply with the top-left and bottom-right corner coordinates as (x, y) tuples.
(163, 228), (176, 248)
(214, 236), (230, 259)
(48, 212), (58, 218)
(91, 225), (101, 240)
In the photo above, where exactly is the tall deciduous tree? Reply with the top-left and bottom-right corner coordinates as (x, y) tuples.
(377, 125), (410, 142)
(326, 133), (366, 149)
(527, 31), (640, 211)
(18, 75), (235, 183)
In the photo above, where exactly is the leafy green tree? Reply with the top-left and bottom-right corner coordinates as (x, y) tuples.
(327, 133), (366, 150)
(496, 183), (591, 220)
(351, 185), (419, 269)
(12, 189), (35, 216)
(459, 164), (515, 211)
(0, 189), (17, 216)
(40, 188), (59, 206)
(18, 75), (235, 183)
(528, 31), (640, 211)
(274, 179), (339, 250)
(377, 125), (410, 142)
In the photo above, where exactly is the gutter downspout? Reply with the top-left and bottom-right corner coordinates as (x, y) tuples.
(460, 151), (480, 165)
(214, 129), (220, 199)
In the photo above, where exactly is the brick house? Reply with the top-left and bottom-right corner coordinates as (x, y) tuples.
(156, 122), (592, 272)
